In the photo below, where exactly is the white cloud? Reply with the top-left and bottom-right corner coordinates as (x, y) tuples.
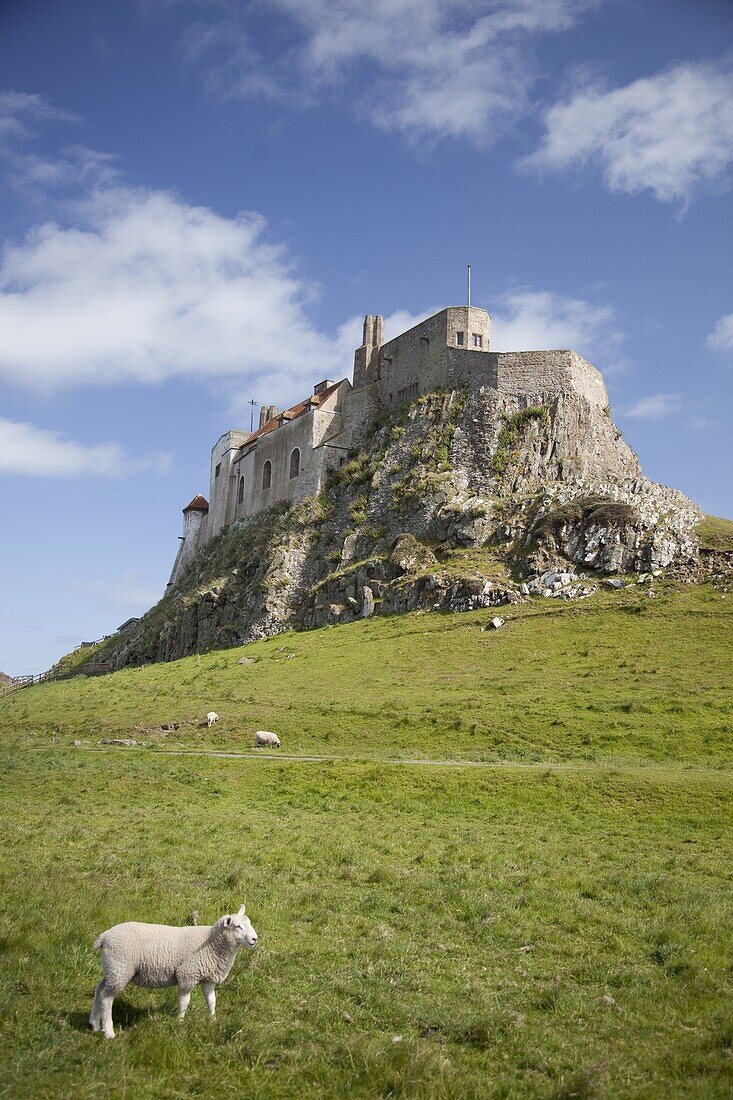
(9, 144), (119, 192)
(0, 417), (169, 477)
(0, 89), (116, 197)
(0, 184), (345, 392)
(624, 393), (682, 420)
(491, 288), (621, 359)
(706, 313), (733, 354)
(0, 92), (344, 396)
(67, 572), (162, 612)
(0, 91), (77, 142)
(181, 0), (600, 144)
(524, 61), (733, 203)
(687, 414), (717, 430)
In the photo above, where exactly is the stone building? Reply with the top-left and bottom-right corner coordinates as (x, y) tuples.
(167, 303), (611, 587)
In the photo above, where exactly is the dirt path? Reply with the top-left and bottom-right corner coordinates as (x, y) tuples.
(45, 744), (733, 778)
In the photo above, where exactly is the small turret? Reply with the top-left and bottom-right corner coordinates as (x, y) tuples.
(166, 495), (209, 590)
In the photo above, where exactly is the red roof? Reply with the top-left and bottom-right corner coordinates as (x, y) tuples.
(183, 494), (209, 513)
(241, 380), (347, 451)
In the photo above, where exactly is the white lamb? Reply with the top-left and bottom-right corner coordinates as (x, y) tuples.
(254, 730), (281, 747)
(89, 905), (258, 1039)
(206, 711), (219, 728)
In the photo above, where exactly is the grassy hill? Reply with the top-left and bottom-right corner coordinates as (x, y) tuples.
(2, 581), (731, 765)
(1, 582), (731, 1097)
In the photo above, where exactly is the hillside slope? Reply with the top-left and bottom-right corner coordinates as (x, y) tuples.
(3, 582), (731, 766)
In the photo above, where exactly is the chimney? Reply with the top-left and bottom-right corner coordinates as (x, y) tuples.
(258, 405), (268, 429)
(354, 312), (382, 389)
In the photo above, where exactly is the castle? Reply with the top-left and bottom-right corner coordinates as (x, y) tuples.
(167, 303), (610, 589)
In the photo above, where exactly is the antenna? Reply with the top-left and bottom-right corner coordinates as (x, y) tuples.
(467, 264), (471, 308)
(247, 398), (259, 433)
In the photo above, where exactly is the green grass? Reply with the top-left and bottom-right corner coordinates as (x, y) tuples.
(695, 515), (733, 552)
(0, 750), (731, 1098)
(1, 582), (731, 1096)
(2, 584), (731, 766)
(422, 546), (512, 581)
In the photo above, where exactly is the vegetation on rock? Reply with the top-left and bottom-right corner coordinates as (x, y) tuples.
(532, 496), (639, 542)
(490, 406), (550, 476)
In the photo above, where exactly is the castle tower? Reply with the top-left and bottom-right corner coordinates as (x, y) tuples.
(166, 494), (209, 590)
(353, 313), (384, 388)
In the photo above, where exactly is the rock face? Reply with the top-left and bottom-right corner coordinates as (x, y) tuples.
(102, 381), (707, 668)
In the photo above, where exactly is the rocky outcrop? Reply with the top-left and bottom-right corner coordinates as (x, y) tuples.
(101, 382), (707, 668)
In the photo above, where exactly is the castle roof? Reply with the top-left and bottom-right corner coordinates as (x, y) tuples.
(239, 380), (346, 451)
(183, 494), (209, 513)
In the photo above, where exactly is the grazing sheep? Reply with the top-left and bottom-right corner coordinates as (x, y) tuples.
(206, 711), (219, 728)
(89, 905), (258, 1039)
(254, 730), (281, 747)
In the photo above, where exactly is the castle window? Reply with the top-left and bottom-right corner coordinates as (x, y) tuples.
(455, 331), (465, 346)
(215, 462), (221, 478)
(238, 476), (245, 504)
(472, 333), (483, 348)
(262, 461), (272, 490)
(289, 448), (300, 479)
(397, 382), (419, 404)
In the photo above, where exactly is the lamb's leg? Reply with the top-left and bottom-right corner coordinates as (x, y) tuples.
(100, 988), (116, 1039)
(178, 988), (192, 1020)
(201, 981), (216, 1019)
(89, 980), (105, 1031)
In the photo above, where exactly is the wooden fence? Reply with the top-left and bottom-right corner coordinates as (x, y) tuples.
(0, 636), (110, 700)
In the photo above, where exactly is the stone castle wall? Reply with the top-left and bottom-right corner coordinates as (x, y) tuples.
(231, 406), (348, 519)
(207, 430), (251, 539)
(495, 350), (609, 408)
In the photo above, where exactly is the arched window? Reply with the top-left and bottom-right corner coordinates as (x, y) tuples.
(289, 448), (300, 480)
(237, 476), (245, 505)
(262, 461), (272, 490)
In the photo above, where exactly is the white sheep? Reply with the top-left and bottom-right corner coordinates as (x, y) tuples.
(89, 905), (258, 1039)
(206, 711), (219, 728)
(254, 730), (281, 747)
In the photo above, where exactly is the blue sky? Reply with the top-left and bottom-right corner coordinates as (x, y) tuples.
(1, 0), (732, 674)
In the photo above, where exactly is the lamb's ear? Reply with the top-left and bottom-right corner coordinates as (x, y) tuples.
(237, 905), (246, 916)
(223, 916), (232, 927)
